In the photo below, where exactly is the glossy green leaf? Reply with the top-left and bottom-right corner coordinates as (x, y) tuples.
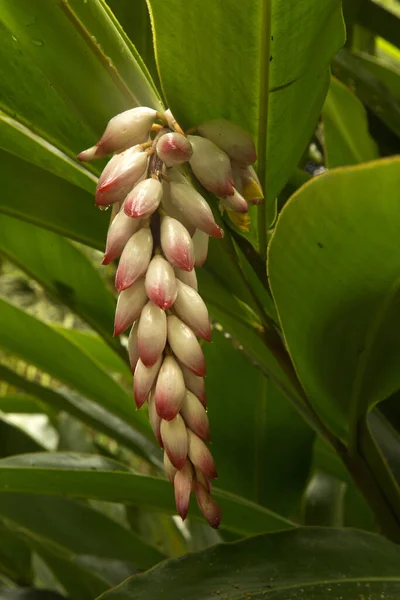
(0, 494), (164, 569)
(204, 329), (313, 515)
(0, 522), (32, 585)
(0, 453), (294, 536)
(0, 394), (44, 414)
(0, 214), (118, 349)
(268, 157), (400, 441)
(356, 52), (400, 102)
(322, 77), (378, 167)
(0, 418), (44, 458)
(98, 528), (400, 599)
(148, 0), (345, 251)
(0, 299), (148, 435)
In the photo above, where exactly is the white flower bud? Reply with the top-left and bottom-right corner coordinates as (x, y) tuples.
(115, 228), (153, 291)
(196, 118), (256, 166)
(114, 278), (147, 336)
(133, 356), (162, 409)
(181, 389), (210, 441)
(137, 301), (167, 367)
(156, 132), (193, 166)
(124, 177), (163, 218)
(163, 450), (177, 484)
(187, 430), (217, 479)
(180, 364), (206, 407)
(174, 267), (198, 291)
(102, 204), (142, 265)
(192, 230), (209, 268)
(77, 145), (99, 162)
(160, 414), (188, 469)
(148, 392), (162, 446)
(128, 322), (139, 373)
(145, 255), (178, 310)
(95, 107), (157, 156)
(155, 356), (186, 421)
(160, 216), (195, 272)
(195, 468), (212, 493)
(169, 181), (223, 239)
(219, 188), (248, 213)
(194, 482), (221, 529)
(161, 179), (196, 236)
(96, 147), (148, 206)
(167, 315), (206, 377)
(174, 280), (211, 341)
(174, 460), (194, 520)
(188, 135), (234, 197)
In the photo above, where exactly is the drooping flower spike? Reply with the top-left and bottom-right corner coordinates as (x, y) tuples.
(78, 106), (262, 528)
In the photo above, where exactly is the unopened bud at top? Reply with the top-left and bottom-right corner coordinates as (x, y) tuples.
(196, 118), (256, 166)
(188, 135), (234, 197)
(156, 132), (193, 166)
(94, 107), (157, 157)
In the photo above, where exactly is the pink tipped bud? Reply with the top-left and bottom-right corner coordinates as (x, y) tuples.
(181, 390), (210, 441)
(148, 392), (162, 446)
(188, 135), (234, 197)
(240, 165), (264, 205)
(174, 460), (194, 520)
(180, 364), (206, 407)
(219, 188), (248, 213)
(102, 205), (142, 265)
(95, 107), (157, 156)
(114, 278), (147, 336)
(174, 280), (211, 341)
(156, 132), (193, 166)
(197, 118), (256, 166)
(155, 356), (186, 421)
(192, 230), (209, 268)
(161, 179), (196, 236)
(137, 301), (167, 367)
(174, 267), (198, 291)
(167, 316), (206, 377)
(195, 468), (212, 493)
(96, 147), (148, 206)
(133, 356), (162, 409)
(169, 182), (224, 239)
(145, 255), (178, 309)
(115, 228), (153, 291)
(187, 430), (217, 479)
(160, 414), (188, 469)
(163, 450), (177, 484)
(194, 482), (222, 529)
(160, 216), (195, 272)
(128, 322), (139, 373)
(124, 177), (163, 218)
(77, 146), (99, 162)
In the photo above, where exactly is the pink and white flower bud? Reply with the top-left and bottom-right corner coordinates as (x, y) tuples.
(160, 414), (188, 469)
(124, 177), (163, 218)
(192, 230), (209, 268)
(239, 165), (264, 205)
(95, 107), (157, 156)
(188, 135), (234, 197)
(137, 301), (167, 367)
(163, 450), (177, 484)
(133, 356), (162, 409)
(160, 216), (195, 272)
(187, 430), (217, 479)
(195, 468), (212, 493)
(219, 188), (248, 213)
(194, 482), (222, 529)
(169, 182), (224, 239)
(167, 315), (206, 377)
(145, 255), (178, 309)
(102, 205), (142, 265)
(174, 460), (194, 520)
(180, 364), (206, 407)
(161, 180), (196, 236)
(164, 109), (178, 131)
(115, 228), (153, 291)
(77, 145), (99, 162)
(181, 389), (210, 441)
(156, 132), (193, 166)
(174, 267), (198, 291)
(96, 147), (148, 206)
(128, 322), (139, 373)
(155, 356), (186, 421)
(174, 280), (211, 341)
(114, 278), (147, 336)
(148, 392), (162, 446)
(197, 118), (257, 167)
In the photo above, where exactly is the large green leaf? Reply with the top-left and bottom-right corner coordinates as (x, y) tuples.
(0, 299), (148, 434)
(98, 528), (400, 599)
(0, 419), (44, 458)
(322, 76), (378, 167)
(204, 329), (313, 515)
(0, 453), (294, 536)
(0, 214), (118, 350)
(268, 157), (400, 441)
(0, 522), (32, 585)
(148, 0), (345, 251)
